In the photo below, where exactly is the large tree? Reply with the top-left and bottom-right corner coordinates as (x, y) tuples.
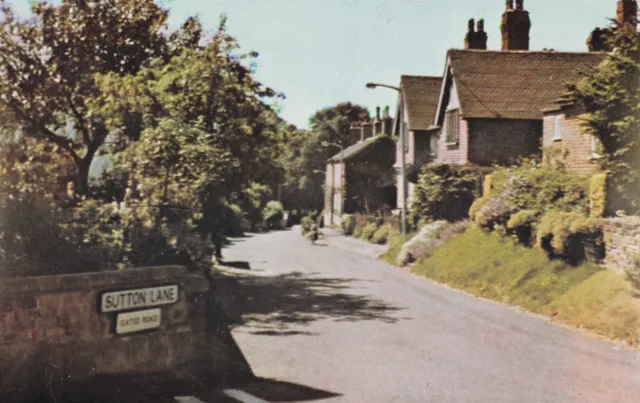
(0, 0), (168, 194)
(568, 21), (640, 214)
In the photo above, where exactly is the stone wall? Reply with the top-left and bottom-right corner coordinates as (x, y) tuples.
(603, 217), (640, 274)
(0, 266), (250, 399)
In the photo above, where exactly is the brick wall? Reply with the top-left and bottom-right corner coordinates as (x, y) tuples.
(542, 110), (599, 175)
(0, 266), (248, 399)
(435, 118), (469, 165)
(467, 119), (542, 166)
(603, 217), (640, 274)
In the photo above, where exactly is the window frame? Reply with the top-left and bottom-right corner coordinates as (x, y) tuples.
(445, 108), (460, 146)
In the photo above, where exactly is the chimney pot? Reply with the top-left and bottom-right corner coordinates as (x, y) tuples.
(375, 106), (381, 121)
(468, 18), (475, 32)
(515, 0), (524, 11)
(477, 19), (485, 32)
(506, 0), (514, 10)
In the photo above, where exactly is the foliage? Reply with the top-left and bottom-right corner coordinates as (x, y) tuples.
(341, 214), (356, 235)
(371, 225), (392, 245)
(567, 22), (640, 214)
(0, 0), (169, 193)
(0, 193), (110, 278)
(301, 215), (315, 235)
(536, 212), (603, 260)
(589, 173), (608, 218)
(412, 226), (601, 311)
(379, 231), (418, 266)
(471, 164), (590, 231)
(263, 200), (285, 229)
(482, 174), (493, 197)
(411, 164), (480, 224)
(360, 223), (379, 241)
(400, 221), (470, 266)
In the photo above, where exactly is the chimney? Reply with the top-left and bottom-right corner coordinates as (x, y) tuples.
(361, 121), (373, 141)
(465, 18), (488, 50)
(501, 0), (531, 51)
(382, 106), (393, 136)
(373, 106), (383, 136)
(617, 0), (638, 27)
(587, 27), (608, 52)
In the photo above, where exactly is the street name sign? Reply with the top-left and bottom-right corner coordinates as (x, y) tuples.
(101, 285), (178, 313)
(116, 308), (161, 334)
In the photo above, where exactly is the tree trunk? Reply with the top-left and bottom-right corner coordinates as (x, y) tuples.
(76, 158), (91, 196)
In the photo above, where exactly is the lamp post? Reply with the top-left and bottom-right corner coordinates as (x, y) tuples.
(366, 82), (406, 236)
(321, 141), (344, 226)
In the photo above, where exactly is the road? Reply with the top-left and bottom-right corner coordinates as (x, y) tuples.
(214, 227), (640, 403)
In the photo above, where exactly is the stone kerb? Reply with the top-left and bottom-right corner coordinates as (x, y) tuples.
(0, 265), (217, 398)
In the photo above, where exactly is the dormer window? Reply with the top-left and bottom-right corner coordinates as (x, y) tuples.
(445, 109), (459, 145)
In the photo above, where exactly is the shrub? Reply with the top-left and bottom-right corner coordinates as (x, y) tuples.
(589, 173), (607, 218)
(263, 200), (285, 229)
(411, 164), (481, 224)
(371, 225), (391, 245)
(301, 215), (314, 235)
(536, 212), (603, 264)
(473, 192), (510, 230)
(360, 223), (379, 241)
(482, 174), (493, 197)
(342, 214), (356, 235)
(507, 209), (538, 245)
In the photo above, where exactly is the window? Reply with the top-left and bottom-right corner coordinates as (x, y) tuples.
(430, 133), (438, 157)
(553, 114), (563, 141)
(445, 109), (459, 145)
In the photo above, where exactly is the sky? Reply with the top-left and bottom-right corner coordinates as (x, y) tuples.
(9, 0), (615, 129)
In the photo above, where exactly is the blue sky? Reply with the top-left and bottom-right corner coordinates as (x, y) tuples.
(10, 0), (614, 128)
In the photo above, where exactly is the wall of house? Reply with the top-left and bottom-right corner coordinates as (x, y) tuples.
(0, 266), (249, 399)
(435, 118), (469, 165)
(467, 119), (542, 166)
(603, 217), (640, 275)
(542, 111), (599, 175)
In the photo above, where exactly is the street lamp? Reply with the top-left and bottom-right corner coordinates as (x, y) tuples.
(321, 141), (345, 226)
(366, 82), (407, 237)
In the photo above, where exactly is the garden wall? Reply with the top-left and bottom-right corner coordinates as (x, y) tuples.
(603, 217), (640, 274)
(0, 265), (250, 399)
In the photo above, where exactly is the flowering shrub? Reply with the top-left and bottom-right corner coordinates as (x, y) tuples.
(536, 212), (603, 264)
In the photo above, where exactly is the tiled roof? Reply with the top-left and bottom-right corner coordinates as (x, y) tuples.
(401, 75), (443, 131)
(446, 50), (606, 120)
(328, 135), (378, 162)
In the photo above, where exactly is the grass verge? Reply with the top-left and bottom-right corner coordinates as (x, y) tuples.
(409, 226), (640, 345)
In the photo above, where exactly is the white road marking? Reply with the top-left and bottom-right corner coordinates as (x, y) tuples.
(223, 389), (271, 403)
(174, 397), (205, 403)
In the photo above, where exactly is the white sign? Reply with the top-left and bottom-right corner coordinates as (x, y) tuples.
(116, 308), (161, 334)
(101, 285), (179, 313)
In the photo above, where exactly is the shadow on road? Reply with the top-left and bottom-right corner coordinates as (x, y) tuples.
(210, 269), (405, 336)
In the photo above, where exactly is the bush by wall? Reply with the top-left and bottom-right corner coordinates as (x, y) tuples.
(536, 212), (604, 265)
(341, 214), (356, 235)
(360, 223), (380, 241)
(371, 225), (392, 245)
(411, 164), (480, 225)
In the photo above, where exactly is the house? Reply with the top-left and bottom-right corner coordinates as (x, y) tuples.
(431, 1), (605, 172)
(543, 0), (637, 174)
(324, 107), (396, 226)
(392, 75), (443, 209)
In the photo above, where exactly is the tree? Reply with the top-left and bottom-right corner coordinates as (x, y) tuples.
(0, 0), (168, 194)
(567, 21), (640, 213)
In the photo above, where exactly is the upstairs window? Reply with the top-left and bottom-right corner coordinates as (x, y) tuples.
(445, 109), (459, 145)
(553, 114), (563, 141)
(591, 135), (601, 159)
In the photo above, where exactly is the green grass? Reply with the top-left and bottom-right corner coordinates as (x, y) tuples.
(411, 226), (601, 311)
(379, 231), (418, 265)
(544, 270), (640, 346)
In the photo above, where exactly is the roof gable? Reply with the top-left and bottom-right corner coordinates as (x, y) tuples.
(400, 75), (443, 131)
(436, 49), (606, 121)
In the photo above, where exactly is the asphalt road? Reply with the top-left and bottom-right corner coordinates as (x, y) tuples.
(219, 227), (640, 403)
